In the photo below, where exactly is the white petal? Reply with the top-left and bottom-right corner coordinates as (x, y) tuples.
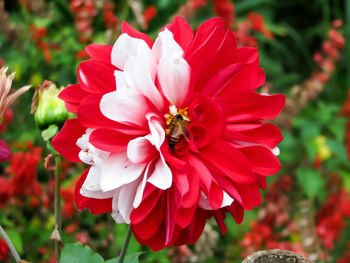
(80, 165), (115, 199)
(221, 191), (234, 208)
(127, 135), (155, 164)
(198, 192), (212, 210)
(271, 146), (280, 156)
(147, 155), (172, 190)
(76, 129), (94, 150)
(123, 55), (163, 109)
(114, 70), (129, 92)
(153, 29), (190, 106)
(110, 189), (125, 223)
(133, 164), (149, 208)
(100, 152), (146, 191)
(100, 88), (148, 127)
(111, 180), (140, 224)
(111, 33), (151, 70)
(146, 113), (165, 150)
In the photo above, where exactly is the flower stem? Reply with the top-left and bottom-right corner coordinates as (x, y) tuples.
(0, 225), (21, 263)
(54, 155), (62, 263)
(117, 225), (132, 263)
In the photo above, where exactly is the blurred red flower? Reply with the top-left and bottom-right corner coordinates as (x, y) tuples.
(6, 142), (42, 198)
(0, 239), (9, 263)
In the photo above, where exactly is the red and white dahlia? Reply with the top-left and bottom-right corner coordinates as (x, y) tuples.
(52, 17), (285, 250)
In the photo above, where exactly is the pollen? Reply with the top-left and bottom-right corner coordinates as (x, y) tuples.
(164, 105), (190, 135)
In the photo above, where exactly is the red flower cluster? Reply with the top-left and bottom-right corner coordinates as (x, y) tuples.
(75, 49), (89, 60)
(190, 0), (234, 28)
(69, 0), (97, 43)
(316, 188), (350, 250)
(103, 2), (119, 30)
(61, 182), (76, 219)
(342, 91), (350, 159)
(143, 6), (157, 28)
(247, 13), (273, 39)
(240, 175), (305, 257)
(235, 12), (273, 48)
(0, 142), (43, 207)
(213, 0), (234, 28)
(313, 20), (345, 83)
(29, 25), (59, 63)
(0, 239), (9, 263)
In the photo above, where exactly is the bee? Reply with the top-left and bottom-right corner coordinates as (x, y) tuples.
(168, 114), (190, 148)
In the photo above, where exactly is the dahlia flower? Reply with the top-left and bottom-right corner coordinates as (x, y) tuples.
(52, 17), (285, 250)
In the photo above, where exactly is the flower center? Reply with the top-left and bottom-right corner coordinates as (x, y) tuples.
(164, 105), (190, 148)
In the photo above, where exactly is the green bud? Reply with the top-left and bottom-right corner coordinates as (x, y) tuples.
(32, 80), (74, 130)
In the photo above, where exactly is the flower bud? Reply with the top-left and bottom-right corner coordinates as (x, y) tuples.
(32, 80), (73, 130)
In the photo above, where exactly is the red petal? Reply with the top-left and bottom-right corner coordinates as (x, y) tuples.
(199, 141), (256, 184)
(235, 183), (261, 210)
(132, 194), (165, 240)
(59, 84), (89, 113)
(163, 16), (193, 52)
(235, 47), (259, 64)
(173, 208), (209, 246)
(74, 169), (112, 214)
(63, 101), (79, 113)
(130, 186), (162, 224)
(186, 17), (225, 55)
(78, 60), (116, 94)
(227, 201), (244, 224)
(219, 61), (265, 96)
(239, 145), (281, 176)
(121, 21), (153, 48)
(217, 92), (285, 122)
(208, 182), (223, 210)
(201, 63), (244, 98)
(165, 188), (178, 245)
(133, 222), (166, 251)
(195, 30), (238, 94)
(85, 44), (112, 62)
(52, 119), (86, 162)
(89, 128), (135, 152)
(225, 123), (283, 149)
(176, 204), (198, 228)
(213, 210), (227, 234)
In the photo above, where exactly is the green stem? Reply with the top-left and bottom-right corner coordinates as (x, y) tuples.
(117, 225), (132, 263)
(54, 155), (62, 263)
(0, 225), (20, 263)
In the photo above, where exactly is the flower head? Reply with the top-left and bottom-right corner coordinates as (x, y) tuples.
(32, 80), (73, 130)
(53, 17), (285, 250)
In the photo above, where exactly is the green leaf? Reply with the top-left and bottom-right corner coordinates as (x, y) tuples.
(60, 243), (104, 263)
(6, 229), (23, 255)
(328, 117), (346, 141)
(327, 139), (348, 162)
(340, 170), (350, 192)
(41, 124), (59, 141)
(105, 252), (143, 263)
(296, 168), (325, 200)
